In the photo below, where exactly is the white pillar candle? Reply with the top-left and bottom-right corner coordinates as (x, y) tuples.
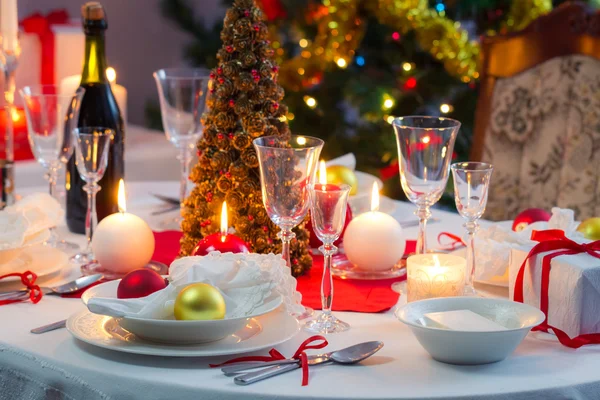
(92, 180), (155, 274)
(407, 254), (466, 302)
(343, 183), (405, 271)
(0, 0), (19, 52)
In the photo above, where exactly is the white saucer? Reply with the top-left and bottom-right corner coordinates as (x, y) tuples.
(0, 245), (68, 282)
(67, 306), (300, 357)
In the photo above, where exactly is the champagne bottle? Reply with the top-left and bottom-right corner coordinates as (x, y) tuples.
(66, 2), (124, 234)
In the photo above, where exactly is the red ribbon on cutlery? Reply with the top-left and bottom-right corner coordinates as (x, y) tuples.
(513, 229), (600, 348)
(0, 271), (43, 305)
(210, 335), (328, 386)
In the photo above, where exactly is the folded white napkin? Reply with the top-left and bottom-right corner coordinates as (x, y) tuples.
(326, 153), (356, 171)
(475, 207), (583, 280)
(6, 193), (63, 236)
(87, 252), (304, 319)
(0, 211), (28, 251)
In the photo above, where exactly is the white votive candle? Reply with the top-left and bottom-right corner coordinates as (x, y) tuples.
(92, 180), (155, 273)
(343, 183), (405, 271)
(407, 254), (466, 302)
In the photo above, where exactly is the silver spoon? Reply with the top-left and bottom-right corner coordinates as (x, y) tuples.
(0, 274), (103, 300)
(232, 341), (383, 385)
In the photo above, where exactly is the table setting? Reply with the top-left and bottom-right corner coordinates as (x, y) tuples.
(2, 1), (600, 399)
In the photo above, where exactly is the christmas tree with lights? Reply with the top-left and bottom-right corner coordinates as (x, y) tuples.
(179, 0), (313, 276)
(155, 0), (586, 202)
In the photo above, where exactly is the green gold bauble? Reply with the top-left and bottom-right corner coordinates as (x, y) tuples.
(326, 165), (358, 195)
(577, 217), (600, 241)
(174, 283), (226, 321)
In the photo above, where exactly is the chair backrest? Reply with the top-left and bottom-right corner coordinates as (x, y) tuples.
(473, 2), (600, 220)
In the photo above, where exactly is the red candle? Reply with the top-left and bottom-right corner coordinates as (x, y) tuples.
(193, 201), (250, 256)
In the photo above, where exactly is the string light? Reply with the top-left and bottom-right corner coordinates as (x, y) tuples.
(382, 95), (395, 110)
(392, 32), (400, 41)
(440, 103), (453, 114)
(386, 115), (395, 124)
(304, 96), (317, 109)
(298, 68), (305, 75)
(299, 39), (308, 48)
(355, 56), (365, 66)
(403, 77), (417, 90)
(336, 58), (348, 68)
(402, 62), (412, 72)
(287, 112), (295, 121)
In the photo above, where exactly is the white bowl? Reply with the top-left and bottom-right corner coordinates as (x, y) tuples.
(395, 297), (545, 365)
(82, 279), (283, 344)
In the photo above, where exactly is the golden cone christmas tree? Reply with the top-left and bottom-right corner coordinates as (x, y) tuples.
(179, 0), (313, 276)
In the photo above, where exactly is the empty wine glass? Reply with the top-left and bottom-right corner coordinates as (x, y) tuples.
(304, 181), (351, 334)
(70, 128), (112, 264)
(451, 162), (493, 296)
(153, 68), (210, 229)
(393, 116), (460, 254)
(19, 84), (85, 251)
(253, 135), (323, 270)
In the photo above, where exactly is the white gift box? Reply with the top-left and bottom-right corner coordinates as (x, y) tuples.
(15, 21), (84, 89)
(509, 244), (600, 339)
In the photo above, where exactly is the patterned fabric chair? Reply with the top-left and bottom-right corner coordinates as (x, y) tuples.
(472, 2), (600, 221)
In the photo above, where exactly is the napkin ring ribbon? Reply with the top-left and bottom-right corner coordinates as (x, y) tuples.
(210, 335), (328, 386)
(0, 270), (42, 305)
(513, 229), (600, 349)
(437, 232), (465, 250)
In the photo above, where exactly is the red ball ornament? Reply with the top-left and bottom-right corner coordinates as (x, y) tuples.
(307, 203), (353, 248)
(117, 269), (167, 299)
(512, 208), (551, 232)
(193, 233), (250, 256)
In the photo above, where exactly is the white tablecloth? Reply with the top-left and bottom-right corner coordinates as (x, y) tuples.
(2, 141), (600, 399)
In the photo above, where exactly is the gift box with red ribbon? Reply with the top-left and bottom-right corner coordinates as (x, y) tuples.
(0, 10), (83, 162)
(509, 230), (600, 348)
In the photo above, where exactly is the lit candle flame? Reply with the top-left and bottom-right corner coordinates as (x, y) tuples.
(370, 182), (380, 212)
(318, 160), (327, 188)
(118, 179), (126, 213)
(220, 201), (228, 241)
(433, 254), (440, 268)
(106, 67), (116, 84)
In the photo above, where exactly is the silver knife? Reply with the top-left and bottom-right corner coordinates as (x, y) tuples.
(30, 319), (67, 334)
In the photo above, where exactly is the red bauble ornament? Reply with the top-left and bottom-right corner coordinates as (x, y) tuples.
(117, 269), (168, 299)
(193, 233), (250, 256)
(512, 208), (551, 232)
(307, 203), (353, 248)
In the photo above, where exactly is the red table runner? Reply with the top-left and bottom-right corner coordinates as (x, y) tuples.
(151, 231), (409, 313)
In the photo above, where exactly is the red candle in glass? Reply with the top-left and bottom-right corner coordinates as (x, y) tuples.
(193, 201), (250, 256)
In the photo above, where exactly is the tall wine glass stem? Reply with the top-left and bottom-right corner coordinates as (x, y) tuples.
(45, 163), (60, 244)
(319, 243), (336, 316)
(464, 220), (478, 294)
(178, 145), (193, 212)
(2, 67), (16, 206)
(83, 183), (101, 257)
(278, 228), (296, 269)
(415, 205), (431, 254)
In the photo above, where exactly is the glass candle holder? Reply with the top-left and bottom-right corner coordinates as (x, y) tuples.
(407, 254), (466, 302)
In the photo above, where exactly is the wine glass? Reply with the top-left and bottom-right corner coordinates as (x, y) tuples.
(253, 135), (324, 269)
(304, 182), (351, 334)
(451, 162), (493, 296)
(19, 85), (85, 250)
(153, 68), (210, 229)
(393, 116), (460, 254)
(70, 127), (112, 263)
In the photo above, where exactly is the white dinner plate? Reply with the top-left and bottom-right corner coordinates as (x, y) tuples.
(0, 245), (68, 282)
(67, 306), (300, 357)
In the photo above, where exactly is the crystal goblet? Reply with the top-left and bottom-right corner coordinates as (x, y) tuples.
(153, 68), (210, 229)
(304, 183), (351, 334)
(253, 135), (323, 270)
(451, 162), (493, 296)
(19, 84), (85, 251)
(70, 128), (112, 263)
(393, 116), (460, 254)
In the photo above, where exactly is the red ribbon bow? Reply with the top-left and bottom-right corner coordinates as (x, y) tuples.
(514, 229), (600, 348)
(437, 232), (466, 250)
(210, 335), (328, 386)
(20, 10), (70, 85)
(0, 270), (43, 305)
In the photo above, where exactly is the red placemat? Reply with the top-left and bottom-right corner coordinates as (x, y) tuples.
(149, 231), (411, 313)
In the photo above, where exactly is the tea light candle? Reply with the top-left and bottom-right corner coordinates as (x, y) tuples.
(193, 201), (249, 255)
(343, 183), (405, 271)
(407, 254), (466, 302)
(92, 180), (155, 274)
